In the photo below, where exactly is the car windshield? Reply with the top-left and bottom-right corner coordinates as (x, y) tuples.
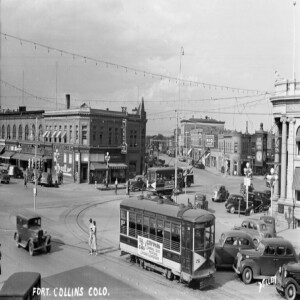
(260, 224), (267, 231)
(28, 218), (41, 228)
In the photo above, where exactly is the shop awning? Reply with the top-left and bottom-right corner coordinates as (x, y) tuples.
(42, 131), (49, 138)
(109, 163), (128, 169)
(12, 152), (52, 161)
(292, 168), (300, 190)
(0, 151), (15, 159)
(51, 131), (57, 138)
(56, 131), (62, 139)
(61, 132), (67, 139)
(90, 162), (107, 170)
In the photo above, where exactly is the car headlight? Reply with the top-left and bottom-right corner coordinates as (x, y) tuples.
(283, 269), (287, 278)
(278, 266), (282, 274)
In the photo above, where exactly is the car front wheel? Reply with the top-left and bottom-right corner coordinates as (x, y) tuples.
(230, 207), (235, 214)
(28, 241), (34, 256)
(285, 283), (297, 300)
(249, 209), (254, 215)
(242, 267), (253, 284)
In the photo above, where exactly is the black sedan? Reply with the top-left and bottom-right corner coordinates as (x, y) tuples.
(215, 231), (255, 269)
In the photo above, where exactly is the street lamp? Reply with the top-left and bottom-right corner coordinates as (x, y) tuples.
(105, 152), (110, 188)
(266, 168), (278, 217)
(54, 149), (60, 183)
(16, 143), (22, 168)
(243, 162), (253, 210)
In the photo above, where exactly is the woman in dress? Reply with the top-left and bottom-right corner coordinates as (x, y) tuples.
(92, 220), (97, 255)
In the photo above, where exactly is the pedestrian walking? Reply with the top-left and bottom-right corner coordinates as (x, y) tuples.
(115, 178), (118, 194)
(93, 220), (98, 255)
(24, 174), (27, 188)
(88, 218), (94, 255)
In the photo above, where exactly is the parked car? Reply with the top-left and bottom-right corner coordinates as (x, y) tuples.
(233, 238), (298, 284)
(129, 175), (146, 191)
(225, 194), (255, 215)
(215, 231), (255, 269)
(39, 172), (53, 187)
(8, 165), (24, 178)
(14, 212), (51, 256)
(0, 169), (10, 184)
(233, 218), (274, 247)
(252, 190), (271, 211)
(194, 193), (208, 210)
(260, 215), (277, 237)
(276, 261), (300, 300)
(212, 184), (229, 202)
(195, 162), (205, 169)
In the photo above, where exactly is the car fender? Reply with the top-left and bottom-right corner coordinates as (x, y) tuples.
(45, 235), (51, 245)
(26, 238), (35, 248)
(282, 277), (300, 292)
(241, 259), (260, 278)
(226, 204), (233, 211)
(13, 232), (18, 241)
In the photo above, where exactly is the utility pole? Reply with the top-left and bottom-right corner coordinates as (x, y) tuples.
(175, 110), (178, 203)
(33, 117), (38, 210)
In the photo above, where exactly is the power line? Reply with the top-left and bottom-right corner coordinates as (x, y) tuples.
(1, 32), (268, 95)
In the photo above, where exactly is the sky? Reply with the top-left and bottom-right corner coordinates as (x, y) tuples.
(0, 0), (299, 136)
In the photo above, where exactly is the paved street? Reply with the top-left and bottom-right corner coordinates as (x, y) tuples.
(0, 166), (299, 299)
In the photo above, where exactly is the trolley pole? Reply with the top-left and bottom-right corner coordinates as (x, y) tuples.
(174, 110), (178, 203)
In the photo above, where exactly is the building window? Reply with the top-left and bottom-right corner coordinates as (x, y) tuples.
(296, 126), (300, 155)
(76, 125), (79, 143)
(141, 129), (145, 147)
(82, 125), (87, 145)
(296, 190), (300, 202)
(115, 128), (118, 145)
(7, 125), (10, 139)
(69, 125), (73, 143)
(39, 125), (43, 141)
(1, 125), (5, 139)
(18, 125), (22, 140)
(130, 130), (133, 147)
(134, 130), (137, 147)
(13, 125), (16, 139)
(108, 128), (112, 145)
(25, 125), (29, 140)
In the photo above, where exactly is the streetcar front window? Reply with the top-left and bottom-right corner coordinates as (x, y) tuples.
(194, 223), (215, 250)
(120, 210), (127, 235)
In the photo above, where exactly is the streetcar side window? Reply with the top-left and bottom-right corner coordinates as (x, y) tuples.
(136, 214), (142, 236)
(163, 221), (171, 249)
(143, 216), (149, 238)
(150, 217), (156, 238)
(157, 219), (163, 243)
(129, 212), (136, 237)
(205, 224), (215, 249)
(171, 224), (180, 252)
(120, 209), (127, 235)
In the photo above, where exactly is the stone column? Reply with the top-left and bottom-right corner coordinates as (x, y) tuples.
(273, 123), (280, 200)
(77, 152), (81, 184)
(280, 117), (287, 200)
(286, 118), (296, 201)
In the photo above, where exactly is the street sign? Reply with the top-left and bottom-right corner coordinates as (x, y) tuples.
(244, 177), (251, 186)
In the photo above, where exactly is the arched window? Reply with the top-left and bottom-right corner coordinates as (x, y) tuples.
(39, 124), (43, 141)
(18, 125), (22, 140)
(25, 125), (29, 140)
(12, 125), (16, 139)
(296, 126), (300, 155)
(1, 125), (5, 139)
(31, 124), (35, 141)
(7, 125), (10, 139)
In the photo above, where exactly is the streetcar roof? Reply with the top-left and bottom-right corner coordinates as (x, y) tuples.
(120, 198), (215, 223)
(147, 167), (177, 172)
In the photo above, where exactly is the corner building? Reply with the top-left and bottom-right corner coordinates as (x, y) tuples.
(0, 96), (147, 184)
(270, 79), (300, 228)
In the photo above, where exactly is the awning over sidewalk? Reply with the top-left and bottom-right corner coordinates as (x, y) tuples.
(292, 168), (300, 190)
(90, 162), (107, 170)
(0, 145), (5, 154)
(109, 163), (128, 169)
(0, 151), (15, 159)
(12, 152), (52, 161)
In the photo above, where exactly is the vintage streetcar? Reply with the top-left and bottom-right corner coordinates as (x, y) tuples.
(119, 197), (216, 289)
